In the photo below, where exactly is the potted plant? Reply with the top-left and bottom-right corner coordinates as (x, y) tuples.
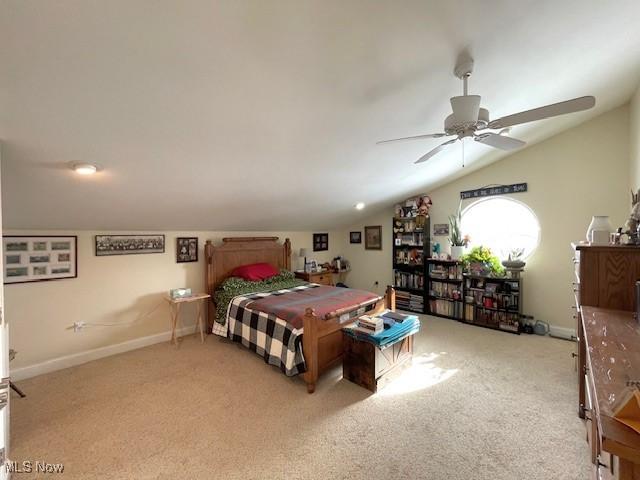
(502, 248), (526, 277)
(448, 204), (468, 260)
(460, 246), (504, 276)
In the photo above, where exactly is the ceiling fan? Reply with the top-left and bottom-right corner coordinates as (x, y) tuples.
(378, 57), (596, 164)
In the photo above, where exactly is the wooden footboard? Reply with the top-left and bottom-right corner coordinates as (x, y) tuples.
(302, 285), (395, 393)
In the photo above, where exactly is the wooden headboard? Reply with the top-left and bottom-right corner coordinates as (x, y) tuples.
(204, 237), (291, 330)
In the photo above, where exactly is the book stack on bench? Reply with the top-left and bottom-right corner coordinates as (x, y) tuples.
(353, 315), (384, 335)
(344, 310), (420, 348)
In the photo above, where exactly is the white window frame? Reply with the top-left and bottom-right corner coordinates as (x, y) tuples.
(460, 196), (540, 261)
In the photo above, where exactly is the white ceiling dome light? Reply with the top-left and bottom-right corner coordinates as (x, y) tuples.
(355, 202), (366, 210)
(71, 163), (99, 175)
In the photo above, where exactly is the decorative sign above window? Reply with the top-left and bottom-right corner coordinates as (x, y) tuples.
(460, 183), (527, 200)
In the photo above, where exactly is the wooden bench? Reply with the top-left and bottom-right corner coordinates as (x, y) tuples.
(342, 329), (415, 393)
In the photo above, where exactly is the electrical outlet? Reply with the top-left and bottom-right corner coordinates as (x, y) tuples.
(73, 321), (86, 332)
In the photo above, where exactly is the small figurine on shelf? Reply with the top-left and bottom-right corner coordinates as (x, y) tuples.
(623, 189), (640, 245)
(414, 195), (432, 231)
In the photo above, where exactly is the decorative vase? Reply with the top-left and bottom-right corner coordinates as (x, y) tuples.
(450, 246), (463, 260)
(586, 216), (613, 244)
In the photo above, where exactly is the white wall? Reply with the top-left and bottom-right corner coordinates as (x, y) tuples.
(342, 105), (630, 332)
(5, 230), (341, 374)
(631, 84), (640, 191)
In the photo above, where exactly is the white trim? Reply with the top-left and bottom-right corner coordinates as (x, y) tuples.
(10, 326), (197, 381)
(549, 325), (576, 341)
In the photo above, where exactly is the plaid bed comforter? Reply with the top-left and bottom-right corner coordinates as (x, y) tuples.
(212, 284), (378, 376)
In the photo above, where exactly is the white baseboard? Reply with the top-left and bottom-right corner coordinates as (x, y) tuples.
(11, 326), (197, 381)
(549, 325), (576, 341)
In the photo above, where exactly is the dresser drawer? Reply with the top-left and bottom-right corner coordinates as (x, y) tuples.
(312, 273), (332, 286)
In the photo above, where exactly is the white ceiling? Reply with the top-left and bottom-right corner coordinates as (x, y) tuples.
(1, 0), (639, 230)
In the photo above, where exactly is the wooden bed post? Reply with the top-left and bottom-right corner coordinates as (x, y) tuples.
(205, 240), (215, 333)
(284, 238), (291, 270)
(302, 307), (318, 394)
(386, 285), (396, 310)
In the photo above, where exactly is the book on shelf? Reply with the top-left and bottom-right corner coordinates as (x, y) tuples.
(394, 271), (424, 290)
(429, 298), (463, 319)
(428, 263), (463, 280)
(395, 290), (424, 312)
(470, 308), (520, 331)
(429, 281), (462, 300)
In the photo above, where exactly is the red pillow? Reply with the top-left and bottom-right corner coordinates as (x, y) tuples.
(231, 263), (279, 282)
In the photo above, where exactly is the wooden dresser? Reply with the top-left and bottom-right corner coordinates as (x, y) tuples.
(573, 244), (640, 479)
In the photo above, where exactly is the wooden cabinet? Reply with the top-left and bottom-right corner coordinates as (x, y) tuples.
(573, 244), (640, 479)
(574, 244), (640, 310)
(294, 270), (333, 286)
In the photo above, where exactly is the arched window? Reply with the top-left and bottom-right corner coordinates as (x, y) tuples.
(461, 197), (540, 260)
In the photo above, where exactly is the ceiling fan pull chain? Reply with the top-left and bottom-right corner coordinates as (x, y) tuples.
(462, 139), (465, 168)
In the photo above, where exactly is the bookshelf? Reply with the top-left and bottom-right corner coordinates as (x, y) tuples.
(462, 275), (522, 334)
(427, 259), (464, 320)
(392, 216), (430, 314)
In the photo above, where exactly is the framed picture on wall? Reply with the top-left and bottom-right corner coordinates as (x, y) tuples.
(433, 224), (449, 236)
(176, 237), (198, 263)
(349, 231), (362, 244)
(313, 233), (328, 252)
(364, 226), (382, 250)
(3, 235), (78, 284)
(95, 234), (165, 256)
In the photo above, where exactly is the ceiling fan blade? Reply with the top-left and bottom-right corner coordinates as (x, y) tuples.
(474, 132), (526, 151)
(415, 138), (458, 164)
(377, 133), (450, 144)
(488, 96), (595, 129)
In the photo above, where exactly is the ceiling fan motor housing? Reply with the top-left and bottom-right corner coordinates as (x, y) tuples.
(445, 95), (489, 136)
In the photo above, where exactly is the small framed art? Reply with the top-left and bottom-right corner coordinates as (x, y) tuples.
(365, 226), (382, 250)
(3, 235), (77, 284)
(433, 224), (450, 236)
(349, 231), (362, 244)
(176, 237), (198, 263)
(313, 233), (328, 252)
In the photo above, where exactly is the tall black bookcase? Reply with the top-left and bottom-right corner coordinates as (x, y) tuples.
(392, 216), (430, 314)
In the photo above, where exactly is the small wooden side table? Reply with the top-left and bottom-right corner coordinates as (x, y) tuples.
(163, 293), (211, 345)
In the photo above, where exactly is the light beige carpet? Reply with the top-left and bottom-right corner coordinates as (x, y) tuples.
(10, 315), (589, 479)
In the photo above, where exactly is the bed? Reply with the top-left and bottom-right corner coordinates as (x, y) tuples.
(204, 237), (395, 393)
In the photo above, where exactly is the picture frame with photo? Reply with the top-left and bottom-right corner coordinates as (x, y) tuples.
(3, 235), (77, 284)
(349, 231), (362, 244)
(95, 234), (165, 256)
(176, 237), (198, 263)
(313, 233), (328, 252)
(364, 226), (382, 250)
(433, 223), (450, 236)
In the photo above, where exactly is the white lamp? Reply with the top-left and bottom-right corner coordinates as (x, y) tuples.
(299, 248), (308, 272)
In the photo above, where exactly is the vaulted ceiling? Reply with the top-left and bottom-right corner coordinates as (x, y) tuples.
(1, 0), (639, 230)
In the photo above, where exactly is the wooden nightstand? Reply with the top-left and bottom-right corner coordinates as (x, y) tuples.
(295, 270), (333, 286)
